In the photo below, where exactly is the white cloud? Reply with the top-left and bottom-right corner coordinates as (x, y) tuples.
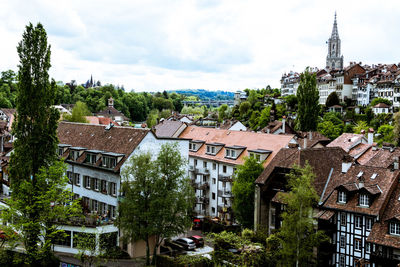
(1, 0), (400, 91)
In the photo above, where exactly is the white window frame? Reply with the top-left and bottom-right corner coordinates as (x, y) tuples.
(355, 216), (362, 229)
(339, 255), (345, 267)
(84, 176), (91, 189)
(389, 222), (400, 235)
(338, 191), (347, 203)
(360, 194), (369, 207)
(340, 235), (346, 248)
(366, 217), (372, 230)
(354, 238), (361, 251)
(340, 212), (346, 226)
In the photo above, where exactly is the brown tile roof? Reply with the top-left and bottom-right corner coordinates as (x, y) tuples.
(154, 120), (187, 138)
(178, 126), (294, 166)
(349, 143), (371, 158)
(297, 131), (331, 148)
(255, 147), (347, 197)
(327, 133), (366, 152)
(358, 147), (400, 168)
(321, 165), (399, 217)
(57, 122), (149, 171)
(367, 183), (400, 249)
(85, 116), (120, 126)
(373, 103), (391, 108)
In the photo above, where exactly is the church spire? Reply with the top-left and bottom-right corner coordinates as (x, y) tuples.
(331, 11), (339, 39)
(326, 12), (343, 70)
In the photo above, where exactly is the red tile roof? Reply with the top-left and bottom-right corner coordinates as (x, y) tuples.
(179, 126), (295, 166)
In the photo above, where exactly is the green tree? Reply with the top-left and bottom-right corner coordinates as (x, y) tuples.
(232, 157), (264, 229)
(317, 121), (341, 140)
(146, 109), (159, 128)
(377, 124), (394, 145)
(277, 163), (327, 266)
(116, 143), (195, 266)
(285, 95), (298, 110)
(353, 121), (369, 134)
(257, 106), (271, 129)
(5, 23), (81, 265)
(63, 101), (91, 123)
(325, 92), (340, 107)
(239, 101), (251, 117)
(218, 104), (228, 122)
(393, 111), (400, 145)
(370, 97), (392, 107)
(296, 68), (320, 131)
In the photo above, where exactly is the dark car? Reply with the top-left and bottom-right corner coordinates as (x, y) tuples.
(173, 238), (196, 251)
(188, 235), (204, 248)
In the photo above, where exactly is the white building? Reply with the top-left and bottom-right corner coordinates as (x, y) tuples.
(179, 126), (296, 223)
(53, 122), (188, 257)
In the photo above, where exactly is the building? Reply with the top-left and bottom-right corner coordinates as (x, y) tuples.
(47, 122), (188, 257)
(280, 71), (300, 97)
(179, 126), (296, 223)
(96, 97), (130, 125)
(153, 120), (188, 138)
(372, 102), (391, 114)
(326, 12), (344, 70)
(234, 91), (247, 106)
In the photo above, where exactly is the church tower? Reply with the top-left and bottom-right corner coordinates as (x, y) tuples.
(326, 12), (343, 70)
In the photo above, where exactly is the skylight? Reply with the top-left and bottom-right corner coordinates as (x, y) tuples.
(370, 173), (377, 180)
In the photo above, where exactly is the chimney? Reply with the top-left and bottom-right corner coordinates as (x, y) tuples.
(304, 138), (307, 149)
(309, 131), (312, 140)
(368, 128), (374, 145)
(282, 116), (286, 133)
(394, 157), (399, 170)
(360, 129), (366, 135)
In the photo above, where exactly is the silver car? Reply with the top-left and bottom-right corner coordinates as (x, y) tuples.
(174, 238), (196, 251)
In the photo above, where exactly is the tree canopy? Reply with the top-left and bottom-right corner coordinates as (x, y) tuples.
(325, 92), (340, 107)
(116, 142), (195, 265)
(370, 97), (392, 107)
(232, 157), (264, 229)
(296, 68), (320, 131)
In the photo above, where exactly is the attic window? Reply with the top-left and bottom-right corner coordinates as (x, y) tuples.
(338, 191), (347, 204)
(359, 194), (369, 207)
(102, 156), (116, 168)
(69, 150), (80, 161)
(225, 149), (237, 159)
(206, 145), (216, 155)
(357, 171), (364, 178)
(389, 222), (400, 236)
(371, 173), (377, 180)
(85, 153), (97, 164)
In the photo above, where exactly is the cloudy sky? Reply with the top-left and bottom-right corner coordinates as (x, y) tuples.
(1, 0), (400, 92)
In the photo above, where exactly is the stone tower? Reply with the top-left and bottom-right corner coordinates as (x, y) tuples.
(326, 12), (343, 70)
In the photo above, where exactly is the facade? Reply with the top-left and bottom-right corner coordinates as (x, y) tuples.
(50, 122), (189, 257)
(234, 91), (247, 106)
(179, 126), (296, 223)
(280, 71), (300, 97)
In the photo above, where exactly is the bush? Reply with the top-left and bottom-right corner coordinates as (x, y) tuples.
(156, 254), (212, 267)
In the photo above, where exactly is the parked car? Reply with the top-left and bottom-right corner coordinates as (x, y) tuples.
(173, 238), (196, 251)
(188, 235), (204, 248)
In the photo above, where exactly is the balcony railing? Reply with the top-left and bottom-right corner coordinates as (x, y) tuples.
(218, 190), (232, 198)
(218, 175), (233, 182)
(197, 167), (210, 175)
(197, 196), (209, 204)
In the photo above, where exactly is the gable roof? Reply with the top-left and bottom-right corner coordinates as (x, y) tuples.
(327, 133), (366, 152)
(179, 126), (295, 166)
(255, 147), (347, 196)
(321, 165), (399, 217)
(57, 122), (150, 171)
(154, 120), (187, 138)
(96, 106), (130, 121)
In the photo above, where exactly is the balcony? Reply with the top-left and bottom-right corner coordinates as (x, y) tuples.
(217, 205), (231, 213)
(196, 196), (209, 204)
(218, 190), (232, 198)
(194, 182), (209, 190)
(218, 174), (233, 182)
(197, 167), (210, 175)
(189, 165), (195, 171)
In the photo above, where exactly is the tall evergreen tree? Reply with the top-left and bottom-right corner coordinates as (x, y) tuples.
(6, 23), (80, 265)
(296, 68), (320, 131)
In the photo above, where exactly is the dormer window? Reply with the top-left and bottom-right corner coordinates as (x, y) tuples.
(248, 149), (272, 163)
(225, 149), (236, 158)
(69, 150), (80, 161)
(103, 156), (116, 168)
(85, 153), (97, 164)
(189, 140), (204, 152)
(338, 191), (347, 204)
(359, 194), (369, 207)
(389, 222), (400, 235)
(206, 143), (224, 155)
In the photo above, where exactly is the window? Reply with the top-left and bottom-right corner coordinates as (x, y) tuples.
(340, 212), (346, 226)
(212, 207), (215, 213)
(109, 182), (117, 196)
(340, 235), (346, 248)
(69, 150), (80, 161)
(207, 146), (210, 153)
(194, 159), (197, 166)
(58, 148), (64, 157)
(109, 205), (116, 218)
(74, 173), (80, 186)
(366, 242), (371, 253)
(85, 153), (97, 164)
(360, 194), (369, 207)
(366, 217), (372, 230)
(355, 216), (362, 229)
(99, 202), (107, 216)
(203, 162), (207, 168)
(101, 180), (108, 194)
(91, 200), (98, 212)
(67, 171), (73, 184)
(389, 222), (400, 235)
(92, 178), (99, 191)
(223, 165), (227, 173)
(231, 150), (236, 158)
(211, 146), (215, 154)
(354, 238), (361, 251)
(84, 176), (91, 189)
(225, 149), (230, 157)
(103, 156), (116, 168)
(213, 163), (216, 170)
(338, 191), (347, 203)
(256, 154), (261, 162)
(212, 193), (215, 200)
(339, 255), (345, 267)
(54, 230), (71, 247)
(212, 178), (216, 184)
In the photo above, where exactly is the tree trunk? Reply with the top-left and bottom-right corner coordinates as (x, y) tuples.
(145, 236), (150, 266)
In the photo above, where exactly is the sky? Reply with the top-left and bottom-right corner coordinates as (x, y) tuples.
(1, 0), (400, 92)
